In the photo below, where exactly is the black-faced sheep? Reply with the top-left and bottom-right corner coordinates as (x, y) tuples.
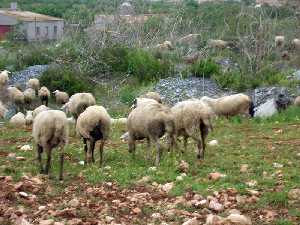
(38, 86), (50, 106)
(9, 112), (26, 127)
(23, 88), (36, 106)
(76, 105), (111, 166)
(27, 78), (40, 95)
(171, 100), (213, 159)
(62, 93), (96, 121)
(127, 102), (175, 166)
(53, 90), (69, 105)
(275, 36), (285, 47)
(294, 96), (300, 106)
(200, 94), (253, 118)
(7, 86), (25, 112)
(0, 70), (10, 88)
(32, 105), (49, 119)
(32, 110), (68, 180)
(140, 91), (162, 103)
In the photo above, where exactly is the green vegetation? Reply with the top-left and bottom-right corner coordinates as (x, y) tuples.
(189, 58), (220, 78)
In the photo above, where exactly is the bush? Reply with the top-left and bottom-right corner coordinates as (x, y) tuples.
(190, 58), (220, 78)
(39, 65), (93, 96)
(213, 71), (252, 91)
(127, 49), (174, 83)
(119, 85), (139, 105)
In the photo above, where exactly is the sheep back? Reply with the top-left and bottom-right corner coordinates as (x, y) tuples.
(140, 92), (162, 103)
(32, 105), (49, 119)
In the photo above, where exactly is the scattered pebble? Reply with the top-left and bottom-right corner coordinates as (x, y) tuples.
(273, 162), (283, 168)
(208, 140), (218, 146)
(20, 145), (32, 151)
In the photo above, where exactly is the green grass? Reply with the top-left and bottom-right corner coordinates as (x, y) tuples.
(1, 107), (300, 224)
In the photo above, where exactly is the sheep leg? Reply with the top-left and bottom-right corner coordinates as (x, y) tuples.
(44, 148), (52, 175)
(37, 145), (44, 173)
(154, 139), (162, 166)
(83, 138), (88, 165)
(59, 147), (64, 180)
(146, 138), (151, 160)
(90, 140), (96, 163)
(128, 135), (136, 158)
(183, 136), (188, 154)
(99, 140), (105, 167)
(45, 97), (48, 107)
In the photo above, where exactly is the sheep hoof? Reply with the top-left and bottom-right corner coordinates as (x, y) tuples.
(59, 176), (63, 181)
(197, 154), (201, 159)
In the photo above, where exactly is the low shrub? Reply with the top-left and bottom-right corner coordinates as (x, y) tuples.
(119, 85), (139, 105)
(39, 65), (93, 96)
(190, 58), (220, 78)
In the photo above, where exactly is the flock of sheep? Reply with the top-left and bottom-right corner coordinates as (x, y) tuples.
(0, 69), (258, 180)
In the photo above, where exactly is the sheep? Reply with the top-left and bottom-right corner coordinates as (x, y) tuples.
(208, 39), (228, 49)
(27, 78), (40, 95)
(171, 100), (213, 159)
(53, 90), (69, 105)
(200, 94), (253, 118)
(292, 39), (300, 50)
(25, 111), (33, 126)
(294, 96), (300, 106)
(32, 105), (49, 119)
(38, 86), (50, 106)
(0, 101), (7, 119)
(0, 70), (10, 88)
(62, 93), (96, 121)
(32, 110), (68, 180)
(156, 41), (173, 50)
(140, 91), (162, 103)
(127, 102), (175, 166)
(281, 50), (290, 60)
(23, 88), (36, 106)
(131, 97), (159, 110)
(7, 86), (25, 112)
(275, 36), (285, 47)
(9, 112), (26, 127)
(76, 105), (111, 166)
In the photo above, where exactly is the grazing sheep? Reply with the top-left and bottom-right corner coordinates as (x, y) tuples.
(76, 105), (111, 166)
(275, 36), (285, 47)
(62, 93), (96, 121)
(32, 110), (68, 180)
(9, 112), (26, 127)
(27, 78), (40, 95)
(171, 100), (213, 159)
(294, 96), (300, 106)
(38, 86), (50, 106)
(292, 39), (300, 50)
(32, 105), (49, 119)
(25, 111), (33, 126)
(208, 39), (228, 49)
(53, 90), (69, 105)
(7, 86), (25, 112)
(0, 70), (10, 88)
(140, 92), (162, 103)
(0, 101), (7, 119)
(23, 88), (36, 105)
(127, 102), (175, 166)
(131, 97), (159, 110)
(201, 94), (253, 118)
(156, 40), (173, 50)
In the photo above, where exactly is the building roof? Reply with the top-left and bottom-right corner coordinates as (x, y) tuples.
(0, 10), (63, 22)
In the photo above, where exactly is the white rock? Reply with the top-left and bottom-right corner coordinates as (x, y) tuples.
(151, 213), (162, 219)
(182, 217), (198, 225)
(105, 216), (114, 223)
(79, 161), (84, 165)
(38, 206), (46, 211)
(20, 145), (32, 151)
(205, 214), (223, 225)
(245, 180), (257, 187)
(273, 162), (283, 168)
(208, 200), (224, 212)
(39, 219), (54, 225)
(288, 189), (300, 200)
(7, 153), (16, 159)
(68, 198), (80, 208)
(208, 140), (218, 146)
(19, 192), (29, 198)
(225, 214), (252, 225)
(148, 167), (157, 172)
(254, 99), (277, 118)
(161, 182), (174, 193)
(176, 176), (184, 181)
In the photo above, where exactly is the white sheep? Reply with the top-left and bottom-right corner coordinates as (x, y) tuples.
(76, 105), (111, 166)
(38, 86), (50, 106)
(0, 70), (10, 88)
(9, 112), (26, 127)
(0, 101), (7, 119)
(292, 39), (300, 50)
(140, 91), (162, 103)
(7, 86), (25, 112)
(25, 111), (33, 126)
(32, 110), (68, 180)
(32, 105), (49, 119)
(275, 36), (285, 47)
(200, 94), (253, 118)
(127, 102), (175, 166)
(23, 88), (36, 105)
(53, 90), (69, 105)
(208, 39), (228, 49)
(62, 93), (96, 121)
(131, 97), (159, 109)
(26, 78), (40, 95)
(171, 99), (213, 159)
